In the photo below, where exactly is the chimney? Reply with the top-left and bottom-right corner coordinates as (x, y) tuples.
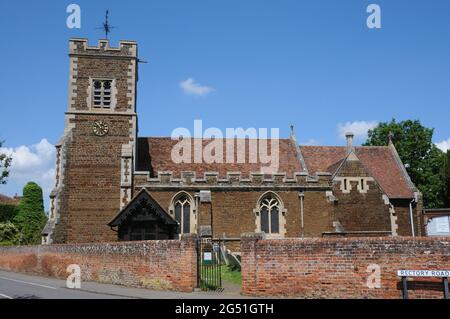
(388, 131), (394, 146)
(345, 132), (354, 154)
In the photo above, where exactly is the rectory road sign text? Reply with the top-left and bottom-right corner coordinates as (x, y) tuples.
(397, 270), (450, 277)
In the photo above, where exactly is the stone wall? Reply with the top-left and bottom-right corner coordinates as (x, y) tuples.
(0, 235), (197, 292)
(141, 188), (335, 246)
(391, 199), (422, 237)
(50, 39), (137, 244)
(241, 234), (450, 299)
(332, 158), (392, 233)
(54, 113), (134, 243)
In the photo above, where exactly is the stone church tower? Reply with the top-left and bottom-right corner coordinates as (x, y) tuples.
(42, 39), (138, 243)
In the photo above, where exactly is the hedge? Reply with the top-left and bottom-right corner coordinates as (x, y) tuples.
(0, 204), (18, 223)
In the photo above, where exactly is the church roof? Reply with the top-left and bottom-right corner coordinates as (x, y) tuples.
(136, 137), (415, 199)
(299, 145), (416, 199)
(137, 137), (303, 178)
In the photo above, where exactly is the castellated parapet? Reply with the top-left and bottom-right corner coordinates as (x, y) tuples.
(133, 171), (333, 190)
(69, 38), (137, 58)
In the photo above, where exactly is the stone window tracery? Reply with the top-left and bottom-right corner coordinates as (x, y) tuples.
(169, 192), (197, 236)
(254, 192), (286, 237)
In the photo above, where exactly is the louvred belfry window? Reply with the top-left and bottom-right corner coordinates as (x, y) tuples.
(93, 80), (112, 108)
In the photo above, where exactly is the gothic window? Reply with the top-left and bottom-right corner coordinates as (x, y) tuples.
(257, 194), (283, 235)
(92, 79), (113, 108)
(172, 194), (192, 235)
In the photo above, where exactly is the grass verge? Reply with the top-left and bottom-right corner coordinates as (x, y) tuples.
(221, 265), (242, 285)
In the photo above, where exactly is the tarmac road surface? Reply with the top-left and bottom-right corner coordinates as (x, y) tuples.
(0, 270), (248, 299)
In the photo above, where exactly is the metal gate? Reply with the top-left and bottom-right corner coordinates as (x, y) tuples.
(197, 237), (222, 291)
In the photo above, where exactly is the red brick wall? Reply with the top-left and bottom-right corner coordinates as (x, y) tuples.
(241, 234), (450, 299)
(0, 236), (197, 292)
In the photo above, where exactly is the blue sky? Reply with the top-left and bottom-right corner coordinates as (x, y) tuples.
(1, 0), (450, 209)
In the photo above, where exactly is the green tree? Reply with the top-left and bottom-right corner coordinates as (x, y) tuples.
(13, 182), (47, 245)
(0, 222), (20, 246)
(0, 204), (19, 223)
(364, 119), (446, 208)
(0, 140), (12, 184)
(444, 151), (450, 207)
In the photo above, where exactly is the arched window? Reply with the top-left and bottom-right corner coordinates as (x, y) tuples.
(255, 192), (286, 237)
(260, 197), (280, 234)
(170, 192), (196, 235)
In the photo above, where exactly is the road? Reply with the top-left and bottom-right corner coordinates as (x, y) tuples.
(0, 270), (248, 299)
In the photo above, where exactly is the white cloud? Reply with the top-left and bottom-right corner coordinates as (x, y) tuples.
(337, 121), (379, 141)
(180, 78), (214, 96)
(0, 139), (56, 210)
(436, 138), (450, 152)
(301, 139), (320, 146)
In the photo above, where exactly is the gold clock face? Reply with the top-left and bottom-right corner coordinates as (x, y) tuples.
(93, 121), (109, 137)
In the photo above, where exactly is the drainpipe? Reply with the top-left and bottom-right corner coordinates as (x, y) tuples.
(194, 192), (200, 235)
(299, 192), (305, 239)
(409, 198), (415, 237)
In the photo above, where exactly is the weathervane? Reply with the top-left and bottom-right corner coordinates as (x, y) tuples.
(98, 10), (115, 39)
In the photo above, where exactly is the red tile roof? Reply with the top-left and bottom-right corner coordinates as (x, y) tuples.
(138, 137), (302, 178)
(137, 137), (415, 199)
(0, 193), (21, 205)
(300, 146), (345, 176)
(300, 146), (415, 199)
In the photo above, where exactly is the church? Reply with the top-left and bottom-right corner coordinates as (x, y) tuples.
(41, 39), (423, 246)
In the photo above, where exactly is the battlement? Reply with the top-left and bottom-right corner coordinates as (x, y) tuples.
(69, 38), (137, 58)
(135, 171), (332, 189)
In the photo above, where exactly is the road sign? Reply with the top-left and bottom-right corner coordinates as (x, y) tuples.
(397, 270), (450, 277)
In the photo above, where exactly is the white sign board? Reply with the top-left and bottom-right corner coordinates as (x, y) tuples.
(397, 270), (450, 277)
(203, 252), (212, 261)
(436, 217), (450, 233)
